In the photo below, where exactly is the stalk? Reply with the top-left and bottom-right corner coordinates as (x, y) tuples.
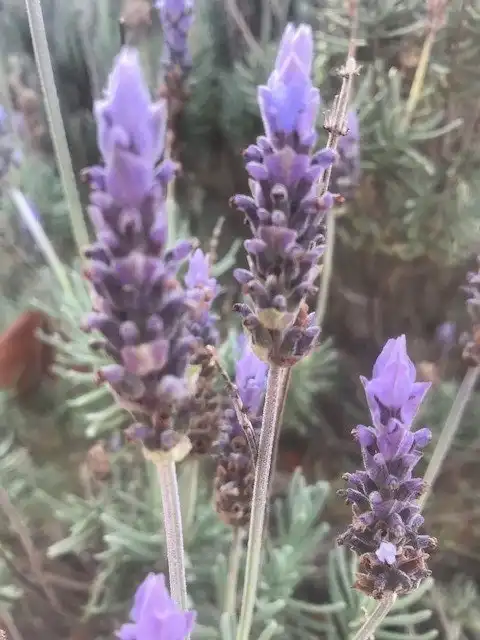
(224, 528), (245, 617)
(315, 15), (359, 327)
(402, 29), (436, 129)
(350, 593), (397, 640)
(24, 0), (89, 256)
(10, 188), (72, 297)
(155, 460), (189, 629)
(419, 366), (479, 510)
(267, 367), (292, 496)
(236, 365), (291, 640)
(181, 456), (200, 537)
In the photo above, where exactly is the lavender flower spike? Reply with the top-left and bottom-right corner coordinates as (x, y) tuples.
(185, 248), (220, 349)
(156, 0), (194, 72)
(118, 573), (196, 640)
(182, 248), (222, 455)
(231, 23), (336, 366)
(215, 341), (268, 527)
(338, 335), (437, 599)
(83, 47), (195, 453)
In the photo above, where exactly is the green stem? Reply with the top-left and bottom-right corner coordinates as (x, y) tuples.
(267, 367), (292, 512)
(419, 365), (479, 510)
(315, 55), (358, 328)
(351, 592), (397, 640)
(24, 0), (89, 256)
(182, 456), (200, 538)
(155, 460), (189, 628)
(236, 365), (291, 640)
(403, 30), (435, 129)
(315, 209), (336, 328)
(224, 527), (245, 617)
(314, 4), (359, 327)
(10, 188), (72, 297)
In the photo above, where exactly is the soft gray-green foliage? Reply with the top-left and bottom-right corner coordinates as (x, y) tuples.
(431, 576), (480, 639)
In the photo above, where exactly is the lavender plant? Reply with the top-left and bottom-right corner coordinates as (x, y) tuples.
(80, 46), (199, 624)
(232, 23), (335, 366)
(156, 0), (194, 73)
(215, 339), (267, 528)
(82, 47), (194, 455)
(6, 1), (480, 639)
(338, 336), (437, 639)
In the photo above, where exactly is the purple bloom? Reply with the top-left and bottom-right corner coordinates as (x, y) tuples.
(338, 336), (437, 599)
(361, 335), (430, 431)
(118, 573), (196, 640)
(182, 250), (222, 455)
(258, 24), (319, 147)
(156, 0), (194, 71)
(94, 48), (170, 208)
(184, 248), (220, 348)
(235, 344), (269, 416)
(231, 24), (336, 366)
(214, 342), (268, 527)
(83, 47), (196, 452)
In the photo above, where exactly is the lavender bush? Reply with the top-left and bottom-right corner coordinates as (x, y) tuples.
(1, 1), (480, 640)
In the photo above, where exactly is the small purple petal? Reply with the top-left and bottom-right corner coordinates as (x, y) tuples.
(118, 572), (196, 640)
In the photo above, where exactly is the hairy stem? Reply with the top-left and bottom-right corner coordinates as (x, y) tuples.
(181, 456), (200, 539)
(315, 209), (336, 328)
(267, 367), (292, 503)
(351, 592), (397, 640)
(419, 365), (479, 510)
(24, 0), (89, 256)
(236, 365), (291, 640)
(224, 527), (245, 617)
(155, 460), (189, 624)
(315, 11), (359, 327)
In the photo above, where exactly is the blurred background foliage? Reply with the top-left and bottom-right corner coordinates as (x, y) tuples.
(0, 0), (480, 638)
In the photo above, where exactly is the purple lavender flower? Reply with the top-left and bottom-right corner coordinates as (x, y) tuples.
(82, 48), (196, 452)
(156, 0), (194, 72)
(235, 343), (269, 415)
(93, 48), (170, 207)
(338, 336), (437, 599)
(184, 248), (220, 349)
(330, 109), (360, 200)
(118, 573), (196, 640)
(215, 342), (268, 527)
(181, 248), (222, 455)
(231, 24), (336, 366)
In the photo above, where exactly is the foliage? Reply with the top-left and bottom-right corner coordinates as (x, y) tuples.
(0, 0), (479, 638)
